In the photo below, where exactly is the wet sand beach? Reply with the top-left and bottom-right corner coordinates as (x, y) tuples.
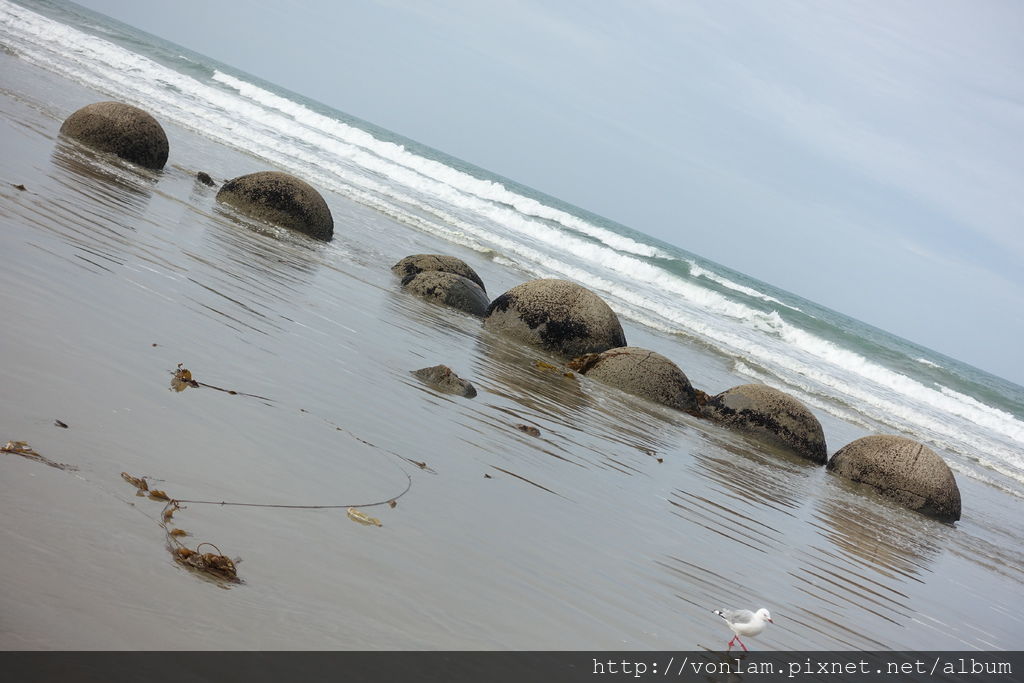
(1, 44), (1023, 652)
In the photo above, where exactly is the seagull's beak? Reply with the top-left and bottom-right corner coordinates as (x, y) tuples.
(767, 618), (774, 623)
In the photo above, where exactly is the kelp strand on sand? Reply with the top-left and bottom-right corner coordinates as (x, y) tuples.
(175, 362), (435, 473)
(170, 363), (272, 401)
(122, 468), (412, 584)
(318, 413), (435, 474)
(166, 469), (412, 511)
(132, 361), (424, 582)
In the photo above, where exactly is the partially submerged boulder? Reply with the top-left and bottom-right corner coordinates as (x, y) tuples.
(702, 384), (827, 463)
(483, 279), (626, 358)
(216, 171), (333, 240)
(401, 271), (489, 317)
(392, 254), (486, 293)
(827, 435), (961, 521)
(570, 347), (698, 413)
(60, 101), (169, 170)
(411, 365), (477, 398)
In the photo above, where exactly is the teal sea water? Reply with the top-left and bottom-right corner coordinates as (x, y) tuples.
(1, 0), (1023, 650)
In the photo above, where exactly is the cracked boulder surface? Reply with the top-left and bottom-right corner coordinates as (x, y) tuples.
(60, 101), (169, 170)
(391, 254), (486, 293)
(570, 347), (698, 413)
(216, 171), (334, 240)
(401, 270), (489, 317)
(702, 383), (827, 463)
(483, 279), (626, 358)
(827, 435), (961, 521)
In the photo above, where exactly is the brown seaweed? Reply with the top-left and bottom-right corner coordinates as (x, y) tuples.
(170, 364), (199, 392)
(120, 474), (242, 585)
(172, 543), (239, 583)
(2, 440), (78, 471)
(171, 363), (270, 400)
(567, 353), (602, 374)
(347, 507), (383, 527)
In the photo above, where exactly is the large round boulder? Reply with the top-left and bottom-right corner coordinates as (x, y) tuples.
(216, 171), (333, 240)
(570, 347), (698, 413)
(827, 435), (961, 521)
(59, 101), (169, 170)
(392, 254), (486, 293)
(483, 279), (626, 358)
(401, 270), (489, 316)
(702, 384), (827, 463)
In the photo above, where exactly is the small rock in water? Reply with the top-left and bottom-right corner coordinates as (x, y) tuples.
(514, 423), (541, 437)
(54, 419), (69, 429)
(411, 365), (477, 398)
(196, 171), (216, 187)
(13, 183), (27, 191)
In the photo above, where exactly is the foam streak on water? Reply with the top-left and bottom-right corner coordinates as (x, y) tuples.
(2, 0), (1022, 495)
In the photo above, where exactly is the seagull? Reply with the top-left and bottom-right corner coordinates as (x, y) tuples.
(713, 607), (773, 652)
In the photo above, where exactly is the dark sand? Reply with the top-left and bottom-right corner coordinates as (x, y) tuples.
(1, 52), (1022, 650)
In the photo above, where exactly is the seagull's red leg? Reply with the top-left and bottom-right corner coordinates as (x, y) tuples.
(736, 636), (748, 652)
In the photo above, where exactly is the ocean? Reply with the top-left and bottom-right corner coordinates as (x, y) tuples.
(1, 0), (1022, 650)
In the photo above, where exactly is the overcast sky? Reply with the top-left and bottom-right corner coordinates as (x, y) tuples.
(73, 0), (1024, 385)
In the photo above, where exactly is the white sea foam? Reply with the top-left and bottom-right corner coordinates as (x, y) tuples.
(212, 71), (672, 259)
(916, 357), (941, 368)
(688, 260), (800, 311)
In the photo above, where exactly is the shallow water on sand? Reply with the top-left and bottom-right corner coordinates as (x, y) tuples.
(1, 53), (1022, 650)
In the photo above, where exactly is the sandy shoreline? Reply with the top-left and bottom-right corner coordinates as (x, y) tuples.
(2, 50), (1022, 650)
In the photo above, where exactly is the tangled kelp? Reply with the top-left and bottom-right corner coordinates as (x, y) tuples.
(171, 542), (239, 583)
(122, 471), (241, 584)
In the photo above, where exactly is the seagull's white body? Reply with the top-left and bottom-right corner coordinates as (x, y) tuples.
(713, 608), (772, 651)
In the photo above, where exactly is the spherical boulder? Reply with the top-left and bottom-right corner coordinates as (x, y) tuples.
(569, 347), (698, 413)
(216, 171), (333, 240)
(401, 270), (489, 317)
(59, 101), (169, 170)
(702, 383), (827, 463)
(827, 435), (961, 521)
(392, 254), (486, 293)
(483, 279), (626, 358)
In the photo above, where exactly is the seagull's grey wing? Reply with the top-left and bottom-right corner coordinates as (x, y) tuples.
(719, 609), (755, 625)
